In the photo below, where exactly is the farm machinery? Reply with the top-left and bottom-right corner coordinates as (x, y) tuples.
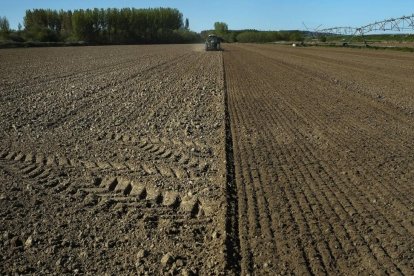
(205, 34), (222, 51)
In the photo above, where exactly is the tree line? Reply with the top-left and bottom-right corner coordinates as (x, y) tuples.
(201, 22), (305, 43)
(235, 30), (304, 43)
(1, 11), (307, 46)
(201, 29), (304, 43)
(1, 8), (201, 44)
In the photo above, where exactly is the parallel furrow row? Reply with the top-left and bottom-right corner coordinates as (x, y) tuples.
(251, 49), (414, 234)
(261, 50), (414, 206)
(224, 46), (413, 275)
(251, 55), (411, 274)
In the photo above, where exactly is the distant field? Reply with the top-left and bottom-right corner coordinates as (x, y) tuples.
(369, 41), (414, 48)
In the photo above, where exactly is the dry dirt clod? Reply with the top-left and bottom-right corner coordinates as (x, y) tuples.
(181, 268), (197, 276)
(137, 249), (148, 261)
(211, 231), (220, 239)
(25, 236), (33, 248)
(175, 258), (184, 267)
(161, 252), (174, 267)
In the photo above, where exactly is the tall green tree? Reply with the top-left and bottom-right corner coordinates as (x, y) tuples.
(214, 22), (228, 34)
(185, 18), (189, 30)
(0, 16), (10, 39)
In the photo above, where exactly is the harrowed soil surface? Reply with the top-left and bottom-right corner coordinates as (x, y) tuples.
(1, 43), (413, 275)
(0, 44), (228, 275)
(224, 44), (414, 275)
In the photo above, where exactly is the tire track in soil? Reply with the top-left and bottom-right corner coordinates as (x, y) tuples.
(78, 176), (204, 218)
(98, 133), (213, 175)
(0, 149), (72, 195)
(1, 50), (220, 184)
(223, 45), (414, 275)
(0, 145), (211, 227)
(0, 140), (209, 181)
(0, 149), (216, 274)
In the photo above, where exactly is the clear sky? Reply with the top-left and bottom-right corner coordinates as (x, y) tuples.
(1, 0), (413, 32)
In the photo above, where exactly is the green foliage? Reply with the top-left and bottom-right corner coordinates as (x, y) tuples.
(0, 16), (10, 39)
(235, 30), (304, 43)
(237, 31), (279, 43)
(201, 22), (237, 42)
(0, 16), (26, 43)
(214, 22), (228, 35)
(202, 23), (305, 43)
(202, 24), (306, 43)
(185, 18), (189, 30)
(21, 7), (193, 44)
(174, 29), (202, 43)
(287, 31), (304, 42)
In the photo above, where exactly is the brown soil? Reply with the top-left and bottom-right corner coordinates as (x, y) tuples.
(224, 44), (414, 275)
(0, 45), (227, 275)
(1, 43), (413, 275)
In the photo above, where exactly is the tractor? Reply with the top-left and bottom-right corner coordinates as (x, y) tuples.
(205, 34), (222, 51)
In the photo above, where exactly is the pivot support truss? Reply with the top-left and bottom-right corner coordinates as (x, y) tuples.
(315, 14), (414, 44)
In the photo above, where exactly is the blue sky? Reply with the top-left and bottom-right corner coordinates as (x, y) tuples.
(1, 0), (413, 32)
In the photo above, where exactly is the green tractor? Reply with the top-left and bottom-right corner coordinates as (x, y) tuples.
(205, 34), (223, 51)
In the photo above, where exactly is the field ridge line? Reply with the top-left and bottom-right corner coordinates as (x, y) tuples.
(222, 52), (242, 274)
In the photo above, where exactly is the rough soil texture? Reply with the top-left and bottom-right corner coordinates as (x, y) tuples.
(224, 44), (414, 275)
(1, 43), (414, 275)
(0, 45), (228, 275)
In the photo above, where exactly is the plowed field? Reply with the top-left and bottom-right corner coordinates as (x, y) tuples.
(224, 44), (414, 275)
(1, 44), (413, 275)
(0, 45), (228, 275)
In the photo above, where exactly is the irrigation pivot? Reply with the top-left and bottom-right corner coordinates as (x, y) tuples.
(316, 14), (414, 45)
